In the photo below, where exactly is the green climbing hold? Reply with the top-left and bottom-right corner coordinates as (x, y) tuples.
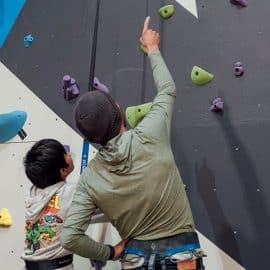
(191, 66), (214, 85)
(125, 102), (152, 128)
(159, 5), (175, 19)
(140, 44), (148, 54)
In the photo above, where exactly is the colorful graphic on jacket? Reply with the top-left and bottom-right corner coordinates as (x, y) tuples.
(44, 195), (60, 214)
(24, 195), (63, 255)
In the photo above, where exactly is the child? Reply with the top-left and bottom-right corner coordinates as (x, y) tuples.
(21, 139), (75, 270)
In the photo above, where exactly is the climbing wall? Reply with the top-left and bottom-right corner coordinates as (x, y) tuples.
(0, 0), (269, 269)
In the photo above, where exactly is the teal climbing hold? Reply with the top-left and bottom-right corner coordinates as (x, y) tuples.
(125, 102), (152, 128)
(159, 5), (175, 19)
(191, 66), (214, 85)
(0, 111), (27, 143)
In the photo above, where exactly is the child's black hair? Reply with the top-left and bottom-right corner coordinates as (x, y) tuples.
(24, 139), (68, 189)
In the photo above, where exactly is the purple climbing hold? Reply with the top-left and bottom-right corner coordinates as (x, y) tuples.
(234, 62), (244, 77)
(62, 75), (80, 101)
(230, 0), (247, 7)
(210, 97), (224, 112)
(93, 77), (109, 94)
(70, 77), (76, 86)
(71, 84), (80, 97)
(63, 145), (70, 152)
(63, 75), (71, 89)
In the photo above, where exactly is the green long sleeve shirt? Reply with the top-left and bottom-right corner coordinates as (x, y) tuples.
(60, 50), (195, 260)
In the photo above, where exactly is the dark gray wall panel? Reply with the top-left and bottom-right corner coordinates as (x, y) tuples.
(0, 0), (96, 129)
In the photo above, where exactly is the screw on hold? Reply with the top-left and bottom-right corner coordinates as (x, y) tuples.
(140, 44), (148, 55)
(230, 0), (248, 7)
(93, 77), (109, 94)
(0, 208), (12, 227)
(159, 5), (175, 19)
(62, 75), (80, 101)
(210, 97), (224, 112)
(234, 62), (244, 77)
(63, 145), (71, 153)
(24, 34), (34, 48)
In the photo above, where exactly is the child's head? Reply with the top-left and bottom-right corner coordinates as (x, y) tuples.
(24, 139), (74, 189)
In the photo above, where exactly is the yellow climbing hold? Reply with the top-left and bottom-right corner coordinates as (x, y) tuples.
(0, 208), (12, 227)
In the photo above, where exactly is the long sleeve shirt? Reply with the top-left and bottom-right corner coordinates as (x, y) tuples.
(60, 50), (195, 260)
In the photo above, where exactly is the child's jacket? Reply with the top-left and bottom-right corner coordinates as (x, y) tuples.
(21, 181), (74, 262)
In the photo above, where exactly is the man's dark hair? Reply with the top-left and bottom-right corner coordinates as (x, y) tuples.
(24, 139), (68, 189)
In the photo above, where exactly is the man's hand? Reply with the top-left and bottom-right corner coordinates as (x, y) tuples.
(140, 16), (160, 53)
(112, 239), (129, 261)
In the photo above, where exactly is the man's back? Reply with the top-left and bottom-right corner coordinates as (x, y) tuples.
(84, 125), (194, 240)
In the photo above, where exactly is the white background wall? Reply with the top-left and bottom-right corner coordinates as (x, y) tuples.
(0, 62), (245, 269)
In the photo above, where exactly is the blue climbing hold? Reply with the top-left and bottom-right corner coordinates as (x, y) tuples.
(24, 34), (34, 48)
(0, 111), (27, 143)
(0, 0), (26, 48)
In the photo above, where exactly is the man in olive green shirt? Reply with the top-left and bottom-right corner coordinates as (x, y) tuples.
(61, 17), (202, 269)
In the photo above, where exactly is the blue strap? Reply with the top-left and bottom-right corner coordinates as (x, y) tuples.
(80, 139), (90, 174)
(162, 243), (200, 257)
(124, 243), (200, 258)
(124, 247), (144, 257)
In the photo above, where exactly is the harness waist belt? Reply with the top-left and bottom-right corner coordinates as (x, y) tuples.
(125, 232), (200, 256)
(25, 254), (73, 270)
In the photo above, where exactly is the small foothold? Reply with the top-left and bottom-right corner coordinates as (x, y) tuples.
(24, 34), (34, 48)
(62, 75), (80, 100)
(191, 66), (214, 85)
(230, 0), (248, 7)
(125, 102), (152, 128)
(234, 62), (244, 76)
(93, 77), (109, 94)
(64, 145), (71, 153)
(0, 208), (12, 227)
(159, 5), (175, 19)
(140, 44), (148, 54)
(210, 97), (224, 112)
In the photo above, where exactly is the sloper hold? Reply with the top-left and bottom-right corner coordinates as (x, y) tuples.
(0, 111), (27, 143)
(125, 102), (153, 128)
(0, 208), (12, 227)
(191, 66), (214, 85)
(159, 5), (175, 19)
